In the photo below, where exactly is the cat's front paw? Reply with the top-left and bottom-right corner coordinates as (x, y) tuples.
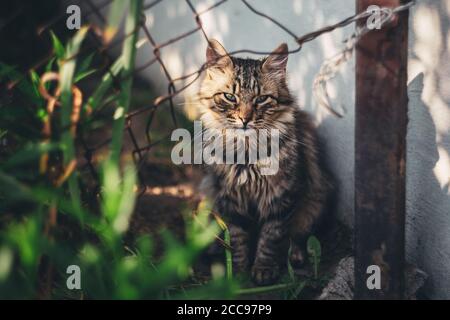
(232, 259), (250, 276)
(251, 263), (280, 286)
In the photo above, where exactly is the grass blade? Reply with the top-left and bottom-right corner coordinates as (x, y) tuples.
(59, 26), (89, 218)
(307, 235), (322, 279)
(213, 214), (233, 280)
(237, 281), (304, 296)
(110, 0), (143, 163)
(104, 0), (127, 44)
(86, 57), (123, 112)
(50, 31), (65, 59)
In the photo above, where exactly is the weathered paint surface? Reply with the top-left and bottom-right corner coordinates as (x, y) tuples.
(355, 0), (408, 299)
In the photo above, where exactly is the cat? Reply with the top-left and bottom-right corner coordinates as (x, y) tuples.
(197, 39), (332, 285)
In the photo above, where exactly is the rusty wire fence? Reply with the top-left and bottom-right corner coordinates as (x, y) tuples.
(11, 0), (414, 196)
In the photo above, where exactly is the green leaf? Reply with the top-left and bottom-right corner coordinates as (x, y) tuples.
(77, 53), (94, 74)
(238, 281), (301, 296)
(0, 246), (14, 282)
(224, 227), (232, 280)
(45, 57), (56, 73)
(0, 142), (59, 170)
(29, 70), (41, 100)
(86, 57), (123, 111)
(6, 215), (44, 269)
(100, 159), (137, 235)
(109, 0), (142, 164)
(0, 170), (36, 205)
(289, 281), (307, 300)
(104, 0), (127, 44)
(50, 31), (65, 59)
(75, 53), (96, 82)
(0, 62), (39, 101)
(44, 57), (56, 91)
(307, 235), (321, 279)
(58, 26), (89, 218)
(74, 69), (96, 83)
(287, 244), (295, 282)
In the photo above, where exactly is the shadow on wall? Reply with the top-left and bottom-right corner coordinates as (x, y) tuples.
(406, 73), (450, 299)
(406, 0), (450, 300)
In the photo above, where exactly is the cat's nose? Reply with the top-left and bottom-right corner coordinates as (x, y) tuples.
(238, 116), (250, 128)
(238, 106), (253, 128)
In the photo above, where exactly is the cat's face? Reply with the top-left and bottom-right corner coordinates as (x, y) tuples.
(199, 39), (295, 131)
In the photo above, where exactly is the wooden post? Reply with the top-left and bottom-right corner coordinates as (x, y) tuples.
(355, 0), (409, 299)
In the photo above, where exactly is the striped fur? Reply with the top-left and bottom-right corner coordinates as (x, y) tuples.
(198, 40), (332, 285)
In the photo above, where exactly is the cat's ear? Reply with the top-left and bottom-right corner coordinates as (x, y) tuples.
(206, 39), (232, 69)
(262, 43), (288, 77)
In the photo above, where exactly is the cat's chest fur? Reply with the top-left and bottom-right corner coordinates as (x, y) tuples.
(206, 147), (297, 219)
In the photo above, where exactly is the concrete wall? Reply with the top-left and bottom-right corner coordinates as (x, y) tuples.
(88, 0), (450, 299)
(406, 0), (450, 300)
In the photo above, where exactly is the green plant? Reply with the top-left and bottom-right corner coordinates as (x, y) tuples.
(307, 235), (322, 280)
(0, 0), (330, 300)
(109, 0), (141, 164)
(0, 0), (240, 299)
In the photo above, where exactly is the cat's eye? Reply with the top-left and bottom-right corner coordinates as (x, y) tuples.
(255, 95), (269, 104)
(223, 93), (237, 103)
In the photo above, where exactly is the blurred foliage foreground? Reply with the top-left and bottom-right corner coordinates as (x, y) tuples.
(0, 1), (314, 299)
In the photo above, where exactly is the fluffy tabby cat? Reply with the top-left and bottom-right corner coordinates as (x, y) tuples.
(198, 39), (332, 285)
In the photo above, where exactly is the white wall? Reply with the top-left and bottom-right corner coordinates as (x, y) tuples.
(88, 0), (450, 299)
(406, 0), (450, 300)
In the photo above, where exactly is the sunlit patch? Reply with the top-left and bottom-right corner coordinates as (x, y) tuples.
(434, 147), (450, 192)
(145, 184), (194, 198)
